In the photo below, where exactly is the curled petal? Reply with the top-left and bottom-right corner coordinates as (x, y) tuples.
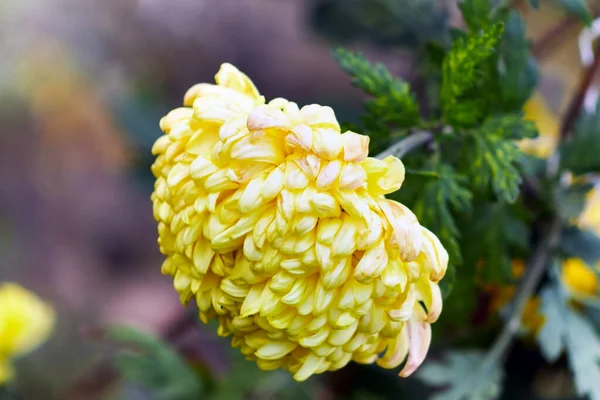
(247, 104), (290, 132)
(398, 319), (432, 377)
(363, 156), (405, 196)
(342, 131), (369, 162)
(419, 227), (449, 282)
(415, 280), (443, 323)
(378, 199), (423, 262)
(215, 63), (260, 99)
(300, 104), (340, 130)
(286, 125), (313, 151)
(376, 328), (409, 369)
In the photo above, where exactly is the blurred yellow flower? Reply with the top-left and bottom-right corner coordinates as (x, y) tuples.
(579, 187), (600, 236)
(488, 256), (599, 338)
(518, 93), (559, 159)
(562, 258), (598, 297)
(151, 63), (448, 381)
(0, 283), (55, 384)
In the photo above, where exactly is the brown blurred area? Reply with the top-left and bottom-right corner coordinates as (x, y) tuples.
(0, 0), (599, 397)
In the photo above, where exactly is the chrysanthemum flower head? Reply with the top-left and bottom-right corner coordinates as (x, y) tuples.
(0, 282), (55, 384)
(151, 63), (448, 381)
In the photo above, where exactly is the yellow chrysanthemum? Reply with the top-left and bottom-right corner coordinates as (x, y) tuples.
(151, 64), (448, 381)
(518, 93), (559, 159)
(0, 283), (55, 384)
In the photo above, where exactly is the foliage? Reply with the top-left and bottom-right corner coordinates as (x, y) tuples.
(417, 351), (503, 400)
(553, 0), (593, 25)
(559, 226), (600, 266)
(108, 326), (204, 400)
(311, 0), (449, 48)
(332, 48), (420, 133)
(440, 23), (504, 127)
(539, 282), (600, 400)
(560, 102), (600, 175)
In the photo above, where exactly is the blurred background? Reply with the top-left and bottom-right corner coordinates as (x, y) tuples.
(1, 0), (599, 398)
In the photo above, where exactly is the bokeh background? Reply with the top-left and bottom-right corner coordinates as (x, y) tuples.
(1, 0), (599, 398)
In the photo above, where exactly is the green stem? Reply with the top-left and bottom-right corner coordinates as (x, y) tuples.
(375, 130), (433, 159)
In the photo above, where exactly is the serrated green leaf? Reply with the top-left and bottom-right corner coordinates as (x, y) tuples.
(332, 48), (420, 129)
(538, 283), (600, 400)
(560, 226), (600, 266)
(462, 202), (529, 283)
(463, 132), (525, 202)
(410, 164), (472, 264)
(554, 0), (593, 25)
(417, 351), (503, 400)
(554, 182), (595, 222)
(560, 104), (600, 175)
(441, 23), (504, 127)
(108, 326), (203, 400)
(480, 113), (538, 140)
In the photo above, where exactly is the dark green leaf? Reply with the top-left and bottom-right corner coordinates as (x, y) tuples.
(560, 226), (600, 266)
(554, 0), (593, 25)
(108, 326), (203, 400)
(560, 105), (600, 175)
(458, 0), (492, 32)
(462, 202), (530, 283)
(440, 263), (456, 299)
(410, 164), (472, 264)
(554, 182), (595, 222)
(312, 0), (449, 48)
(494, 11), (539, 111)
(332, 48), (420, 128)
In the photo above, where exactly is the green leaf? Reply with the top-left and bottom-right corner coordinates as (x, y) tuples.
(538, 283), (600, 400)
(461, 202), (529, 283)
(560, 104), (600, 175)
(108, 326), (203, 400)
(312, 0), (449, 49)
(417, 351), (503, 400)
(560, 226), (600, 266)
(553, 0), (593, 25)
(410, 164), (472, 264)
(462, 131), (526, 202)
(332, 48), (420, 128)
(441, 23), (504, 127)
(553, 182), (595, 222)
(493, 11), (539, 111)
(538, 285), (565, 362)
(458, 0), (492, 32)
(480, 113), (538, 140)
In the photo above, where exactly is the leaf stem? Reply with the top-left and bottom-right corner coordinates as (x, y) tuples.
(560, 40), (600, 139)
(375, 130), (433, 159)
(480, 218), (561, 370)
